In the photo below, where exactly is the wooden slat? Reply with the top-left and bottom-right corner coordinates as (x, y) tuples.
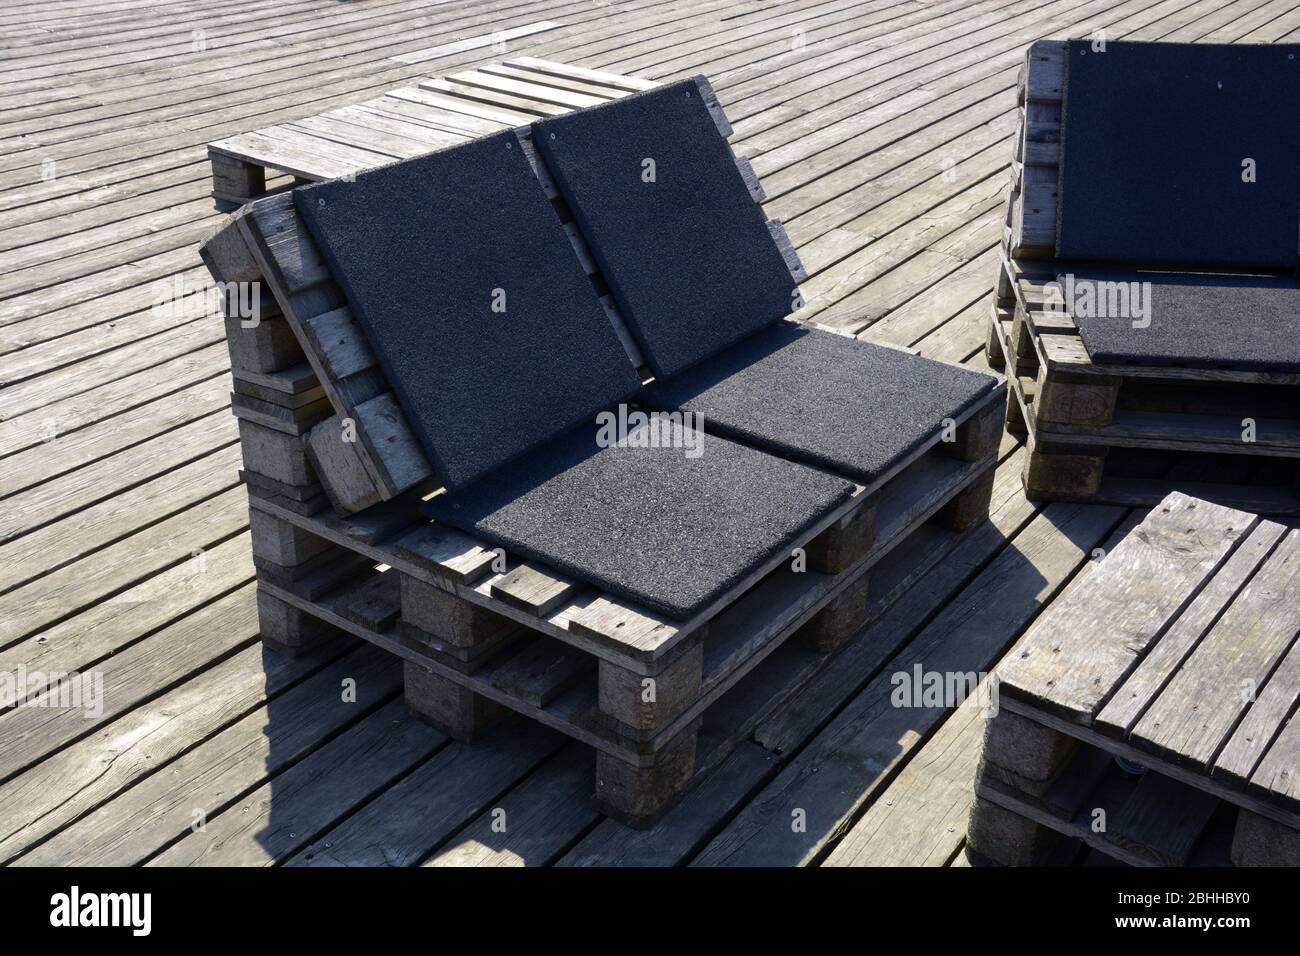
(997, 493), (1257, 722)
(1130, 529), (1300, 770)
(1097, 519), (1288, 736)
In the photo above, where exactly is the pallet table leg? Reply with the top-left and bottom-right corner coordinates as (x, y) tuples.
(1230, 810), (1300, 867)
(979, 710), (1077, 797)
(797, 571), (871, 653)
(255, 587), (341, 656)
(933, 467), (996, 531)
(210, 154), (266, 211)
(595, 721), (701, 828)
(1023, 442), (1107, 499)
(403, 660), (509, 742)
(966, 795), (1062, 866)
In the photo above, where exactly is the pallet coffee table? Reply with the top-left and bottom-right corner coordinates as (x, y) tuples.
(968, 491), (1300, 866)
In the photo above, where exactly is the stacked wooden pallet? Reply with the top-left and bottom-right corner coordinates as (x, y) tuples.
(986, 40), (1300, 515)
(202, 59), (1005, 826)
(967, 492), (1300, 867)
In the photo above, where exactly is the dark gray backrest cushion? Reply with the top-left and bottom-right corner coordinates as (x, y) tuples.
(533, 78), (798, 379)
(295, 130), (642, 490)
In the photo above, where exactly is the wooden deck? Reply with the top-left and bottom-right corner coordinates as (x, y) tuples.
(3, 0), (1298, 867)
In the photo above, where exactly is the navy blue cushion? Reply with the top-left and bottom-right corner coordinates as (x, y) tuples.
(295, 131), (642, 490)
(533, 78), (797, 378)
(1058, 40), (1300, 271)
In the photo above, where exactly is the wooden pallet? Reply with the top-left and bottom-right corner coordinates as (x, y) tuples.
(968, 492), (1300, 866)
(986, 39), (1300, 514)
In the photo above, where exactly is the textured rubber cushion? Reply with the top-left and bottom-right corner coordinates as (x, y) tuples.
(642, 324), (999, 484)
(532, 78), (796, 379)
(423, 419), (855, 620)
(1066, 269), (1300, 371)
(295, 130), (642, 490)
(1058, 40), (1300, 270)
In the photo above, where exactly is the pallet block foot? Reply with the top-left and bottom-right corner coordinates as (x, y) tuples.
(985, 317), (1006, 370)
(966, 795), (1061, 866)
(249, 507), (331, 566)
(400, 574), (518, 647)
(596, 640), (703, 737)
(806, 495), (877, 574)
(1023, 444), (1106, 499)
(403, 660), (509, 742)
(237, 418), (316, 488)
(945, 402), (1003, 463)
(980, 710), (1077, 797)
(256, 587), (340, 654)
(933, 467), (995, 531)
(210, 153), (266, 207)
(796, 571), (870, 654)
(1035, 371), (1119, 428)
(1004, 386), (1027, 435)
(595, 722), (700, 828)
(1230, 810), (1300, 867)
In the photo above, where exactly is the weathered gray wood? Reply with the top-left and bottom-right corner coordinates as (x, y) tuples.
(404, 660), (510, 742)
(1131, 529), (1300, 770)
(595, 721), (701, 827)
(424, 745), (598, 867)
(150, 698), (443, 867)
(1215, 630), (1300, 790)
(236, 416), (314, 487)
(1106, 771), (1219, 866)
(15, 648), (401, 866)
(490, 639), (594, 707)
(304, 414), (385, 514)
(997, 494), (1255, 723)
(1098, 519), (1288, 738)
(490, 563), (581, 617)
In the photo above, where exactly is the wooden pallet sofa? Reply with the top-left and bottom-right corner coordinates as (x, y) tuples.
(988, 39), (1300, 514)
(201, 62), (1006, 826)
(967, 491), (1300, 867)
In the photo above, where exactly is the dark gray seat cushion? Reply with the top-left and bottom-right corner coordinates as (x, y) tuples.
(1058, 40), (1300, 271)
(422, 418), (855, 620)
(642, 324), (999, 484)
(1063, 269), (1300, 371)
(533, 78), (796, 379)
(295, 130), (642, 490)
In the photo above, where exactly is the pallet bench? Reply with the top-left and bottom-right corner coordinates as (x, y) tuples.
(967, 492), (1300, 866)
(986, 39), (1300, 515)
(202, 60), (1005, 826)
